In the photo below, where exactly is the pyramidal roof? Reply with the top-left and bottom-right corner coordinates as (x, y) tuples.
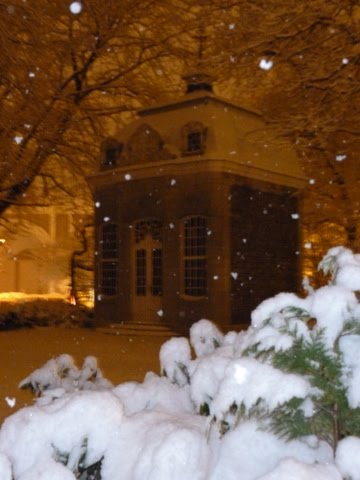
(138, 71), (261, 118)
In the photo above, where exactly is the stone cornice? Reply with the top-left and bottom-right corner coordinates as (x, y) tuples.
(87, 157), (306, 190)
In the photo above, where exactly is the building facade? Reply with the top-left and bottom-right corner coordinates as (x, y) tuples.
(0, 206), (75, 296)
(89, 74), (305, 332)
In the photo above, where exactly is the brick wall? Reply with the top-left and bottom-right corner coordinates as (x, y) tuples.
(230, 185), (299, 324)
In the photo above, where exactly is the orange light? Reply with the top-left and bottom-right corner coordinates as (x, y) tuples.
(69, 295), (77, 306)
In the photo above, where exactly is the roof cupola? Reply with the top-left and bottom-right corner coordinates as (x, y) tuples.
(182, 71), (215, 94)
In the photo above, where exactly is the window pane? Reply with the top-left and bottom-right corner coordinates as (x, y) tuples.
(183, 217), (207, 297)
(136, 249), (147, 296)
(135, 219), (162, 243)
(103, 143), (123, 168)
(102, 224), (117, 259)
(187, 132), (201, 152)
(100, 224), (118, 295)
(105, 148), (118, 166)
(184, 217), (207, 256)
(184, 259), (207, 296)
(101, 261), (117, 295)
(152, 248), (162, 296)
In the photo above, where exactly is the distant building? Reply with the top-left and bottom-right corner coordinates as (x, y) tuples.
(0, 206), (75, 295)
(0, 204), (93, 306)
(88, 73), (305, 332)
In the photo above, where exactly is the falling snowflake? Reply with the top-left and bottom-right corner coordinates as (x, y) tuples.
(336, 154), (347, 162)
(259, 58), (273, 70)
(291, 213), (300, 220)
(231, 272), (238, 280)
(157, 310), (164, 317)
(95, 201), (101, 208)
(124, 173), (132, 181)
(103, 216), (110, 222)
(14, 136), (23, 144)
(309, 179), (316, 185)
(5, 397), (16, 408)
(69, 1), (82, 14)
(304, 242), (312, 249)
(170, 179), (176, 186)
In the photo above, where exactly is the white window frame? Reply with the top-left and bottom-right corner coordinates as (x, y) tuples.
(181, 215), (207, 299)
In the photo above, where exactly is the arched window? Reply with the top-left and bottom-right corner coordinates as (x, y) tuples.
(182, 122), (207, 155)
(104, 147), (119, 167)
(182, 216), (207, 297)
(100, 223), (118, 295)
(100, 139), (123, 170)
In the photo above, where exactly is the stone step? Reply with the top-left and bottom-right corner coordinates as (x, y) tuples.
(97, 322), (249, 338)
(97, 322), (180, 337)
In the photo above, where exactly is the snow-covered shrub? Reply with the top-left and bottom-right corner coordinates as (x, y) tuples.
(113, 371), (193, 415)
(19, 354), (112, 403)
(190, 352), (232, 417)
(256, 457), (342, 480)
(335, 436), (360, 480)
(176, 246), (360, 458)
(209, 420), (333, 480)
(190, 319), (224, 357)
(0, 298), (92, 330)
(3, 245), (360, 479)
(0, 390), (124, 479)
(234, 247), (360, 454)
(0, 311), (33, 330)
(159, 337), (191, 386)
(0, 452), (12, 480)
(190, 246), (360, 472)
(101, 411), (209, 480)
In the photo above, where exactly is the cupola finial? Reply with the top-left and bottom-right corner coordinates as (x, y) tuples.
(182, 24), (215, 94)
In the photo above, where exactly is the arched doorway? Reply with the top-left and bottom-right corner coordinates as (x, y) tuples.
(132, 219), (163, 323)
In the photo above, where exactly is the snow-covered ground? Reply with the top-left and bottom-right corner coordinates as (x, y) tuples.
(0, 327), (164, 425)
(1, 246), (360, 479)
